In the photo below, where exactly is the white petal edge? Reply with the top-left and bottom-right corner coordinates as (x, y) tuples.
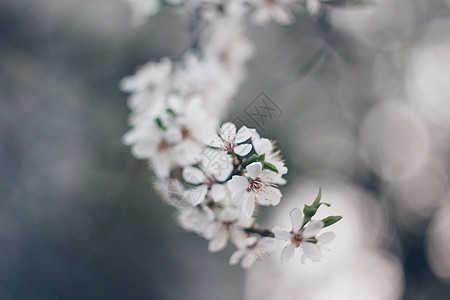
(281, 244), (296, 264)
(246, 162), (262, 179)
(208, 231), (228, 253)
(241, 253), (257, 269)
(302, 242), (322, 262)
(220, 122), (237, 142)
(242, 197), (255, 219)
(272, 226), (291, 241)
(317, 231), (335, 244)
(303, 220), (324, 238)
(289, 208), (303, 232)
(210, 184), (227, 202)
(234, 143), (252, 156)
(229, 249), (246, 265)
(253, 138), (272, 155)
(227, 176), (248, 193)
(182, 166), (205, 184)
(235, 126), (253, 144)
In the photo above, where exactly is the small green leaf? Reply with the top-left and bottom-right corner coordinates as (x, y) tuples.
(262, 162), (278, 174)
(166, 108), (177, 117)
(312, 187), (322, 207)
(155, 117), (167, 131)
(256, 154), (266, 162)
(321, 216), (342, 227)
(303, 188), (329, 220)
(242, 154), (258, 168)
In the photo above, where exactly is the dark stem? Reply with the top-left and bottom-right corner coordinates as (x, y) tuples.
(244, 227), (274, 238)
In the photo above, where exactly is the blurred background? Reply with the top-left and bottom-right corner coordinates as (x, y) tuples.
(1, 0), (450, 299)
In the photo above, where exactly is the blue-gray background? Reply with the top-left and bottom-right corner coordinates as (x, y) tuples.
(1, 0), (450, 299)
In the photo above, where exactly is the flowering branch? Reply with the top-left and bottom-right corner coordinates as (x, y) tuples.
(120, 0), (348, 269)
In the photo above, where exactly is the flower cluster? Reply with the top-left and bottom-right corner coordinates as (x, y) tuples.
(123, 0), (310, 27)
(121, 17), (254, 177)
(121, 0), (343, 268)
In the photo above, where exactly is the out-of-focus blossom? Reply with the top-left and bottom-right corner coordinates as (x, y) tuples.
(230, 236), (277, 268)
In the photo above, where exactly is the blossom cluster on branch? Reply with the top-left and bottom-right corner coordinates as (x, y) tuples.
(121, 0), (342, 268)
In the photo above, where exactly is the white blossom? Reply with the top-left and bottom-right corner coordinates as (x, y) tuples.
(122, 119), (182, 178)
(249, 0), (296, 25)
(305, 0), (321, 15)
(123, 0), (161, 27)
(121, 0), (342, 269)
(228, 162), (282, 218)
(252, 137), (288, 184)
(177, 203), (215, 234)
(182, 165), (230, 205)
(207, 122), (255, 156)
(229, 236), (277, 268)
(273, 208), (335, 264)
(204, 207), (252, 252)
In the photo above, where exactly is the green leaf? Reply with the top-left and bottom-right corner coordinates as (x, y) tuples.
(155, 117), (167, 131)
(256, 154), (266, 162)
(321, 216), (342, 227)
(262, 162), (278, 174)
(312, 187), (322, 207)
(166, 108), (177, 117)
(242, 154), (258, 168)
(303, 188), (330, 220)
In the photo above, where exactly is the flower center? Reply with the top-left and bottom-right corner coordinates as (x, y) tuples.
(181, 126), (190, 139)
(223, 221), (235, 229)
(224, 141), (236, 154)
(291, 232), (304, 247)
(157, 139), (170, 152)
(247, 178), (262, 192)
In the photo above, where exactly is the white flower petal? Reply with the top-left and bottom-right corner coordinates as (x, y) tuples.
(231, 191), (246, 200)
(208, 231), (228, 253)
(253, 138), (272, 155)
(317, 231), (336, 244)
(272, 226), (291, 241)
(246, 162), (262, 179)
(130, 142), (154, 159)
(245, 236), (259, 247)
(201, 150), (233, 182)
(289, 208), (303, 232)
(235, 126), (254, 143)
(229, 249), (246, 265)
(220, 122), (237, 142)
(220, 207), (240, 221)
(204, 223), (221, 239)
(182, 166), (205, 184)
(303, 220), (324, 238)
(152, 155), (171, 178)
(205, 135), (224, 148)
(302, 242), (322, 261)
(301, 253), (308, 265)
(281, 244), (296, 264)
(184, 185), (207, 206)
(230, 228), (247, 248)
(242, 196), (255, 218)
(241, 253), (257, 269)
(210, 184), (227, 202)
(253, 185), (282, 206)
(234, 143), (252, 156)
(258, 238), (277, 252)
(259, 170), (281, 184)
(306, 0), (321, 15)
(227, 176), (249, 193)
